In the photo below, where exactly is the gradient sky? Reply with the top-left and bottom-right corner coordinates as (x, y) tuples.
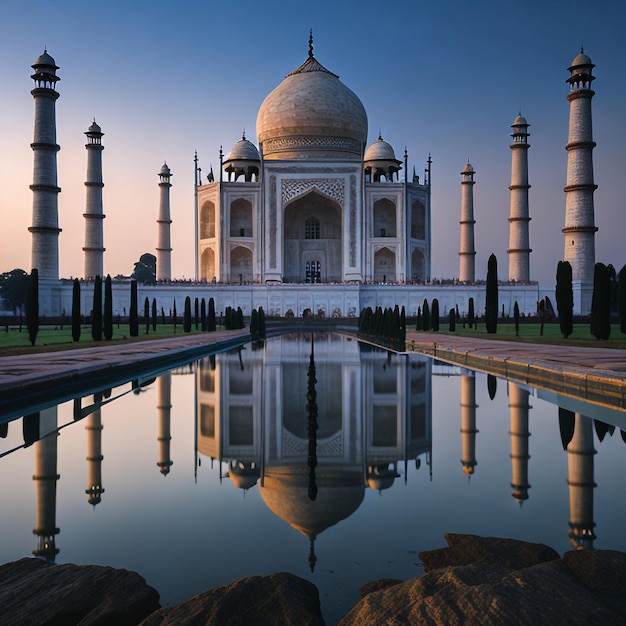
(0, 0), (624, 286)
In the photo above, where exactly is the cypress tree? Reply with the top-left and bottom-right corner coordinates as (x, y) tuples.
(103, 275), (113, 340)
(556, 260), (574, 338)
(237, 306), (244, 329)
(449, 308), (456, 332)
(194, 297), (199, 330)
(514, 301), (520, 337)
(25, 269), (39, 346)
(468, 297), (475, 329)
(400, 306), (406, 343)
(201, 298), (207, 331)
(259, 306), (266, 338)
(591, 262), (611, 340)
(152, 298), (157, 331)
(208, 297), (216, 331)
(144, 297), (150, 334)
(416, 306), (422, 331)
(250, 308), (259, 340)
(618, 264), (626, 334)
(431, 299), (440, 332)
(183, 296), (192, 332)
(71, 278), (81, 342)
(91, 275), (103, 341)
(129, 280), (139, 337)
(173, 299), (178, 332)
(422, 299), (430, 331)
(485, 253), (498, 334)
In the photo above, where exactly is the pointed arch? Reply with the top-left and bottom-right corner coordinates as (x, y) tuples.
(373, 247), (396, 283)
(373, 198), (396, 237)
(230, 246), (253, 283)
(201, 247), (216, 282)
(200, 201), (216, 239)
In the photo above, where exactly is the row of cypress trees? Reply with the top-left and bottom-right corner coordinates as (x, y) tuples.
(249, 307), (266, 341)
(358, 305), (406, 348)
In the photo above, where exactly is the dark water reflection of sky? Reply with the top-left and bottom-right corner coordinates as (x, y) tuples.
(1, 333), (625, 623)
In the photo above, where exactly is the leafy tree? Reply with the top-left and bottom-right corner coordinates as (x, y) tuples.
(485, 254), (498, 334)
(91, 275), (102, 341)
(0, 268), (29, 316)
(183, 296), (192, 332)
(25, 269), (39, 346)
(103, 275), (113, 340)
(556, 260), (573, 338)
(431, 299), (440, 332)
(590, 262), (611, 340)
(131, 252), (157, 285)
(619, 264), (626, 334)
(71, 278), (81, 342)
(129, 280), (139, 337)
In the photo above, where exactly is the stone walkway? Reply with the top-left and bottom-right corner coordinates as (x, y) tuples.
(406, 331), (626, 409)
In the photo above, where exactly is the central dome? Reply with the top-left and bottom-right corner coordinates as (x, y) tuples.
(256, 53), (368, 160)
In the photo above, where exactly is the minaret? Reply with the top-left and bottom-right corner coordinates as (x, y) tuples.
(459, 163), (476, 283)
(157, 374), (173, 475)
(83, 121), (105, 280)
(563, 50), (597, 314)
(508, 383), (531, 503)
(508, 115), (531, 282)
(460, 373), (478, 476)
(29, 50), (61, 280)
(32, 408), (60, 561)
(85, 395), (105, 506)
(567, 413), (596, 549)
(156, 162), (173, 281)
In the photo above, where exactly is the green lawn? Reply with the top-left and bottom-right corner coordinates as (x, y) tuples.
(0, 323), (215, 356)
(413, 322), (626, 349)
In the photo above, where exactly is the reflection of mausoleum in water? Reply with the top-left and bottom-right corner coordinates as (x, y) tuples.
(196, 335), (432, 564)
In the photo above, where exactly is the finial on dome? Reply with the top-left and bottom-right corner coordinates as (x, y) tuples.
(378, 130), (382, 141)
(309, 29), (314, 58)
(242, 129), (246, 140)
(581, 45), (584, 54)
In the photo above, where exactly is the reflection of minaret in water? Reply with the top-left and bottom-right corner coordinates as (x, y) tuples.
(567, 413), (596, 549)
(460, 374), (478, 477)
(306, 334), (318, 572)
(509, 383), (531, 503)
(32, 407), (60, 560)
(157, 374), (173, 475)
(85, 394), (105, 506)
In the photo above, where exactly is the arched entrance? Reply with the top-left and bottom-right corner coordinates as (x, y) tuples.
(283, 190), (342, 282)
(411, 249), (425, 282)
(201, 248), (216, 282)
(373, 247), (396, 283)
(230, 246), (253, 283)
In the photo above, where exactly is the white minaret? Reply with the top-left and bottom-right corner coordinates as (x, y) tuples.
(567, 413), (596, 549)
(460, 373), (478, 477)
(83, 120), (105, 279)
(563, 50), (597, 314)
(459, 162), (476, 283)
(156, 162), (173, 281)
(508, 383), (531, 503)
(507, 115), (531, 282)
(29, 50), (61, 280)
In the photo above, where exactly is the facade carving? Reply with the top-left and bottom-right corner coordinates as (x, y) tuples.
(281, 178), (345, 206)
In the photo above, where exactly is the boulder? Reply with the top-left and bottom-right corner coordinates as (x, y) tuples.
(339, 535), (626, 625)
(139, 572), (324, 626)
(0, 557), (160, 625)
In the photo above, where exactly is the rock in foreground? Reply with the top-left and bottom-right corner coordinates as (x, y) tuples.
(139, 572), (324, 626)
(0, 557), (160, 625)
(339, 534), (626, 625)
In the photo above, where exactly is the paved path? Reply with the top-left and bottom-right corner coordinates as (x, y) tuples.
(406, 331), (626, 409)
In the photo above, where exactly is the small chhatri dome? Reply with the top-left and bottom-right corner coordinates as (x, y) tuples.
(33, 49), (58, 70)
(86, 119), (103, 135)
(159, 162), (172, 177)
(364, 134), (398, 161)
(461, 162), (475, 175)
(228, 134), (260, 161)
(256, 34), (368, 160)
(512, 114), (528, 127)
(569, 48), (594, 71)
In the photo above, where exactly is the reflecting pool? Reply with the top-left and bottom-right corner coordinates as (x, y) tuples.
(1, 333), (626, 623)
